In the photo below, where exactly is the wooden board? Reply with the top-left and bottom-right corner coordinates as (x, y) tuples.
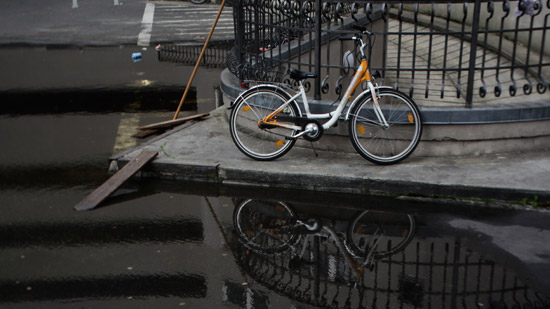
(137, 113), (210, 131)
(74, 151), (158, 211)
(132, 129), (159, 139)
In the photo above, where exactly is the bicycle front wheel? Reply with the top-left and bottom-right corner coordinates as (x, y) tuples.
(348, 88), (422, 164)
(230, 86), (300, 161)
(346, 210), (415, 259)
(233, 199), (298, 254)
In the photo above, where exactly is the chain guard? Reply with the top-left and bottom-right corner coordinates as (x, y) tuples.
(303, 120), (323, 142)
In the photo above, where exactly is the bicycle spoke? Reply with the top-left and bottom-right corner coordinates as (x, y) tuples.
(230, 87), (300, 160)
(240, 99), (263, 121)
(354, 114), (383, 128)
(349, 89), (422, 164)
(347, 210), (415, 259)
(233, 199), (298, 253)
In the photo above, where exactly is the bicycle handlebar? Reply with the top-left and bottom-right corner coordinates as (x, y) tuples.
(339, 25), (372, 59)
(338, 36), (358, 41)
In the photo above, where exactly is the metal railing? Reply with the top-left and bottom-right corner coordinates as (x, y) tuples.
(232, 234), (550, 308)
(157, 40), (234, 68)
(228, 0), (550, 107)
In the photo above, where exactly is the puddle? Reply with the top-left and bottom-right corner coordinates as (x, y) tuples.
(1, 183), (549, 307)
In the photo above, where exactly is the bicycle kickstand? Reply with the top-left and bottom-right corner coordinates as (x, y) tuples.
(310, 142), (319, 157)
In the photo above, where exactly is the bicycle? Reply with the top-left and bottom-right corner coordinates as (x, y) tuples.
(232, 199), (416, 282)
(228, 25), (423, 164)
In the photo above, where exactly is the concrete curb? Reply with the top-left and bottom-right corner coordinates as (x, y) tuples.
(113, 108), (550, 207)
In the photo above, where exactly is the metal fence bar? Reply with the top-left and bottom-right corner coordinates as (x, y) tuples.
(315, 0), (323, 99)
(229, 0), (550, 108)
(466, 0), (482, 107)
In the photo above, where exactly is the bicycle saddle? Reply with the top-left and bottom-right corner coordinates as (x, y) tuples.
(288, 68), (317, 81)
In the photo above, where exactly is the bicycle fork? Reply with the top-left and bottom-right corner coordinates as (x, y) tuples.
(349, 60), (389, 130)
(367, 82), (389, 129)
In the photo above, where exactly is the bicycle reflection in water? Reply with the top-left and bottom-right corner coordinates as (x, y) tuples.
(232, 199), (416, 308)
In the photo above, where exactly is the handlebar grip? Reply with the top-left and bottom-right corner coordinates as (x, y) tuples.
(339, 36), (357, 41)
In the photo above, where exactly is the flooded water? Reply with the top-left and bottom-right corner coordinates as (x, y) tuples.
(1, 46), (550, 308)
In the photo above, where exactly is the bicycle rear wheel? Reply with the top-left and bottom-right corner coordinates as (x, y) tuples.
(346, 210), (415, 259)
(233, 199), (298, 253)
(348, 88), (422, 164)
(229, 86), (300, 160)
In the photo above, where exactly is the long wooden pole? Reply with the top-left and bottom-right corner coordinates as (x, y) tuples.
(172, 0), (227, 120)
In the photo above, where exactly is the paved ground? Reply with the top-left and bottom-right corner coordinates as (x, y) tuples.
(113, 107), (550, 207)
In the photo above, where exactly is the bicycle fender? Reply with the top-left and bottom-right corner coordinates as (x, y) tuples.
(344, 86), (393, 121)
(228, 84), (294, 110)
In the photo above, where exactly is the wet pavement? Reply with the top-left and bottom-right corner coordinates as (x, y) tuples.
(1, 55), (550, 306)
(2, 176), (550, 307)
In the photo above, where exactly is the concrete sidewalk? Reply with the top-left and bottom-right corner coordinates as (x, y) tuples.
(112, 107), (550, 207)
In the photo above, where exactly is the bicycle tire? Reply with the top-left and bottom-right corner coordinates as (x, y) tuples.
(346, 210), (415, 259)
(229, 86), (300, 160)
(233, 199), (298, 254)
(190, 0), (207, 4)
(348, 88), (422, 164)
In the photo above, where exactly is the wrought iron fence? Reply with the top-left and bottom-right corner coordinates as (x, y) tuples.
(228, 0), (550, 107)
(232, 232), (550, 308)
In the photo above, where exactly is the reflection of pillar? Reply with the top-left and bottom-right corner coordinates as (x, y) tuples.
(314, 236), (321, 299)
(72, 0), (78, 9)
(222, 281), (269, 308)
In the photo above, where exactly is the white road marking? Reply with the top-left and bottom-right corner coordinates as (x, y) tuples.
(138, 2), (155, 46)
(113, 114), (140, 155)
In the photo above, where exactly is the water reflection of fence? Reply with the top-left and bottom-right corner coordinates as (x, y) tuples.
(230, 0), (550, 107)
(233, 235), (550, 308)
(156, 40), (234, 67)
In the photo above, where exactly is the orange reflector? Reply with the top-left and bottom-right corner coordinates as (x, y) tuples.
(276, 205), (285, 212)
(275, 140), (284, 147)
(408, 113), (414, 123)
(358, 125), (365, 135)
(243, 106), (251, 112)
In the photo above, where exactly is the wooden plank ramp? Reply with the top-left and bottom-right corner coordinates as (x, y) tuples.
(74, 151), (158, 211)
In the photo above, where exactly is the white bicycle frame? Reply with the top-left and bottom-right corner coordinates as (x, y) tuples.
(259, 35), (390, 138)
